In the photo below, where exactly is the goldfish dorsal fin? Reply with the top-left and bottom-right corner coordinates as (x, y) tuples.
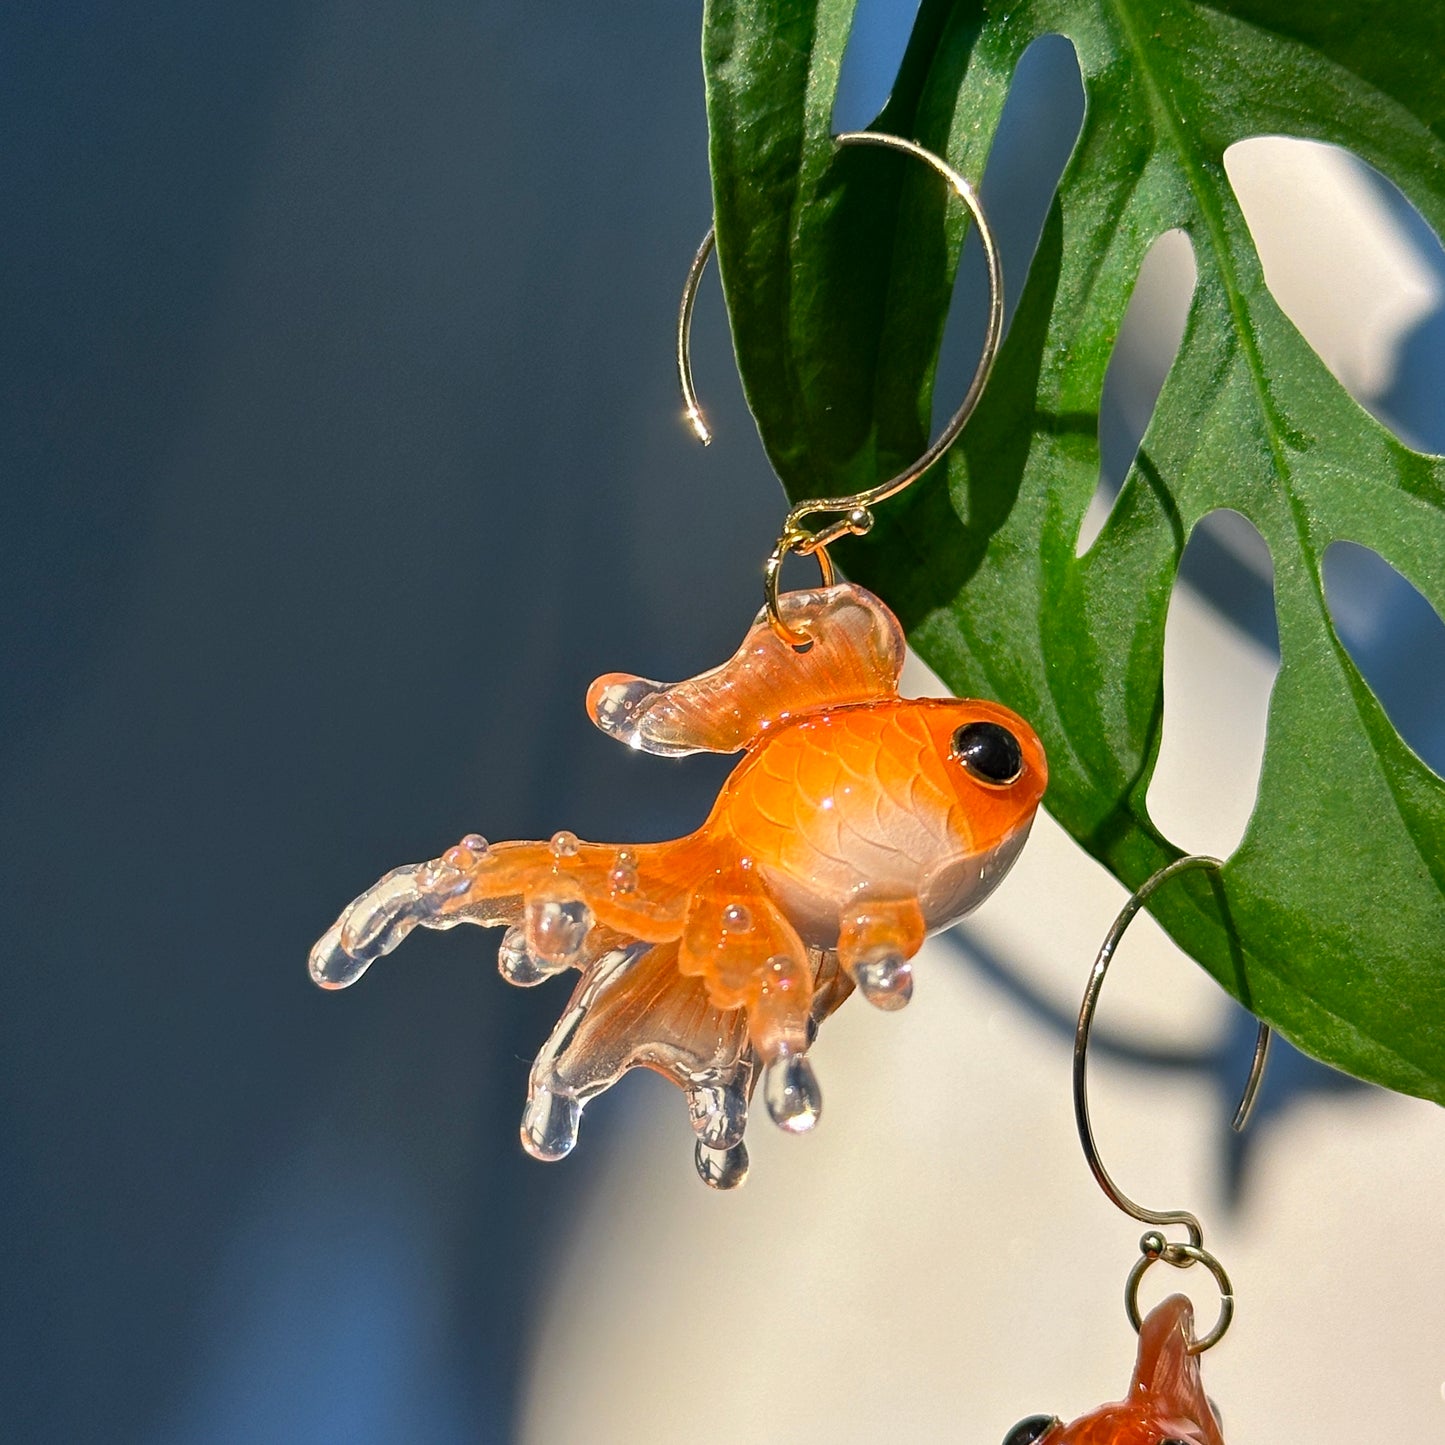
(1130, 1296), (1226, 1445)
(587, 583), (904, 756)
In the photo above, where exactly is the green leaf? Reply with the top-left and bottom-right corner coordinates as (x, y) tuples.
(703, 0), (1445, 1102)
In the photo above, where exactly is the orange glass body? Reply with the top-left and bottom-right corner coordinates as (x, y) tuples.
(1013, 1296), (1226, 1445)
(310, 584), (1046, 1186)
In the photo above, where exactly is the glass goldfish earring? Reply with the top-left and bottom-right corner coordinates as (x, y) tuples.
(1002, 855), (1272, 1444)
(308, 131), (1046, 1189)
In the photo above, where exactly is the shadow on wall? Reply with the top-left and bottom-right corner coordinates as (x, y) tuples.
(1, 4), (773, 1442)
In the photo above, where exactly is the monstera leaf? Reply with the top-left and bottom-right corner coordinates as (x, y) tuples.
(703, 0), (1445, 1102)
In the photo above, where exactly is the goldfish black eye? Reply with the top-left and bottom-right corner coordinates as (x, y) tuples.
(1002, 1416), (1059, 1445)
(952, 721), (1023, 785)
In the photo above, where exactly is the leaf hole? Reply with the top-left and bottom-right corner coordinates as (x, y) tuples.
(932, 34), (1084, 429)
(1076, 229), (1197, 557)
(1224, 137), (1445, 453)
(1323, 541), (1445, 777)
(832, 0), (922, 134)
(1146, 511), (1279, 859)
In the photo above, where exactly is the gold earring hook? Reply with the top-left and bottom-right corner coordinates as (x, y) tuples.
(1073, 853), (1272, 1352)
(677, 131), (1005, 647)
(677, 228), (717, 448)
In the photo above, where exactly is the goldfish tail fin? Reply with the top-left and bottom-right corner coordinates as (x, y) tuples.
(519, 939), (758, 1188)
(308, 834), (701, 990)
(308, 837), (550, 989)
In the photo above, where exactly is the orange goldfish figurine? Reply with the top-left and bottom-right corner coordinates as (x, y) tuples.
(1003, 1296), (1226, 1445)
(309, 583), (1045, 1187)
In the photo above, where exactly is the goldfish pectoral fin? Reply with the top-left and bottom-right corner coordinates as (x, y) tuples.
(518, 941), (758, 1189)
(837, 895), (927, 1012)
(753, 947), (857, 1137)
(677, 883), (848, 1138)
(586, 583), (905, 756)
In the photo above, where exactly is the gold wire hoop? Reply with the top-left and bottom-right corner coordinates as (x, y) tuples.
(1073, 853), (1272, 1353)
(1126, 1231), (1235, 1354)
(677, 130), (1005, 647)
(677, 229), (718, 448)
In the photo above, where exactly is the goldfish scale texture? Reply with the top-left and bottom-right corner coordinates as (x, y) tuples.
(720, 705), (964, 912)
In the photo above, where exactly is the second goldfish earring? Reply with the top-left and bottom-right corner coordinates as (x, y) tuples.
(1002, 856), (1271, 1444)
(308, 132), (1041, 1189)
